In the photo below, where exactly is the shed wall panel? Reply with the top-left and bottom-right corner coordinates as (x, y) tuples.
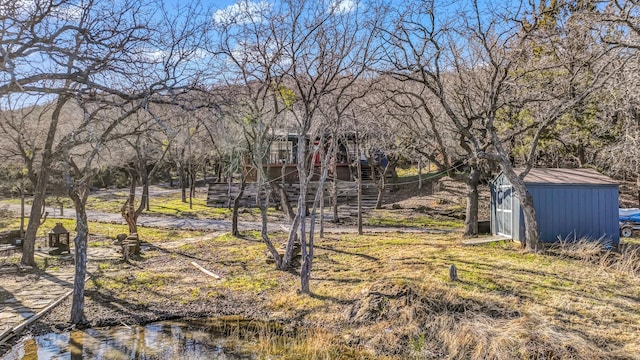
(528, 184), (619, 243)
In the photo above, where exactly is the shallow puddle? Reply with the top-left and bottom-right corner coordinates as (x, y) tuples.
(3, 318), (260, 359)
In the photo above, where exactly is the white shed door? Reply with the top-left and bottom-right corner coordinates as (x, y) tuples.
(496, 185), (513, 237)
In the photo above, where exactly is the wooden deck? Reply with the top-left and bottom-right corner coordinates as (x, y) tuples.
(206, 181), (380, 209)
(0, 245), (18, 256)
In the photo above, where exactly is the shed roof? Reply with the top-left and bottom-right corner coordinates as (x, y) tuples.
(513, 168), (617, 185)
(49, 223), (69, 234)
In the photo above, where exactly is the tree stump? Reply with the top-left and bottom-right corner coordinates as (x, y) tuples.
(121, 233), (139, 260)
(114, 233), (127, 245)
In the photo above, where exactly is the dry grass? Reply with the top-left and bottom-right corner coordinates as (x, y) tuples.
(50, 225), (640, 359)
(548, 238), (640, 275)
(134, 231), (639, 359)
(5, 178), (639, 358)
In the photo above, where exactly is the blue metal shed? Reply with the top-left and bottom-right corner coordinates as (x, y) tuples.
(491, 168), (619, 245)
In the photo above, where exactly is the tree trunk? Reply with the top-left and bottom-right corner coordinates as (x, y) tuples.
(300, 240), (311, 293)
(70, 194), (89, 325)
(637, 175), (640, 208)
(301, 147), (332, 294)
(500, 163), (540, 251)
(463, 165), (480, 237)
(20, 183), (25, 238)
(21, 96), (68, 267)
(216, 163), (222, 183)
(285, 134), (308, 270)
(297, 177), (308, 291)
(231, 179), (246, 237)
(319, 182), (324, 238)
(189, 168), (195, 209)
(122, 169), (139, 235)
(179, 165), (187, 203)
(520, 189), (540, 250)
(375, 173), (386, 209)
(259, 188), (284, 270)
(299, 187), (313, 293)
(121, 167), (147, 256)
(143, 178), (150, 212)
(283, 211), (301, 268)
(332, 139), (339, 223)
(319, 148), (325, 238)
(272, 182), (295, 222)
(331, 181), (339, 224)
(181, 180), (187, 202)
(484, 127), (541, 250)
(356, 146), (363, 235)
(22, 187), (45, 267)
(123, 209), (139, 235)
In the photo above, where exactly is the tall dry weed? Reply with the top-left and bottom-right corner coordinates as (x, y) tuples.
(436, 314), (608, 359)
(610, 244), (640, 274)
(549, 238), (640, 275)
(345, 282), (615, 359)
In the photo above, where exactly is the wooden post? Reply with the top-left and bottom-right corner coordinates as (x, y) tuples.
(418, 158), (423, 190)
(449, 264), (458, 281)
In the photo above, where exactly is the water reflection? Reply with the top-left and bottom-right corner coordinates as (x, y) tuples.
(3, 319), (257, 360)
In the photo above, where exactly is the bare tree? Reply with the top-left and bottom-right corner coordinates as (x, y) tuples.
(594, 1), (640, 205)
(0, 0), (210, 323)
(211, 0), (385, 284)
(380, 76), (488, 236)
(0, 0), (161, 266)
(213, 3), (289, 246)
(383, 0), (622, 250)
(119, 117), (172, 254)
(60, 98), (144, 324)
(275, 0), (386, 292)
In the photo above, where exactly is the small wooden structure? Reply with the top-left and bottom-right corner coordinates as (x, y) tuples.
(244, 133), (357, 183)
(491, 168), (619, 245)
(48, 223), (70, 254)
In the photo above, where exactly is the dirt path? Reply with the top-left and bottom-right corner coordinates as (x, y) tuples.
(0, 200), (453, 235)
(0, 245), (122, 344)
(0, 229), (229, 347)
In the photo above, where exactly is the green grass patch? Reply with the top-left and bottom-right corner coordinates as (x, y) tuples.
(34, 218), (205, 243)
(222, 274), (279, 292)
(0, 218), (21, 231)
(82, 194), (235, 219)
(366, 212), (463, 228)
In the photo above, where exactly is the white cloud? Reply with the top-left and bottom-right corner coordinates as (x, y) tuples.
(131, 48), (167, 64)
(0, 0), (35, 18)
(226, 40), (291, 72)
(212, 1), (270, 26)
(53, 4), (83, 21)
(0, 0), (83, 21)
(329, 0), (356, 14)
